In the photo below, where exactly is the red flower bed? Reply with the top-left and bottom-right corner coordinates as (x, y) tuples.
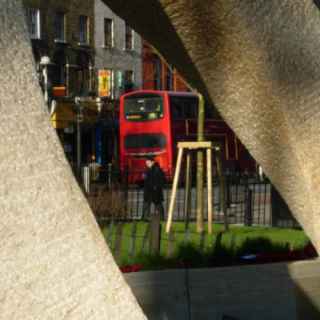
(120, 264), (143, 273)
(241, 242), (318, 264)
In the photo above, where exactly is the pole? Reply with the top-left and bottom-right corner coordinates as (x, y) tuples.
(83, 166), (90, 194)
(89, 63), (93, 93)
(207, 148), (213, 234)
(244, 188), (253, 226)
(66, 63), (70, 97)
(75, 98), (83, 180)
(150, 212), (161, 255)
(216, 147), (229, 231)
(184, 151), (192, 230)
(76, 112), (81, 179)
(166, 147), (184, 233)
(196, 93), (205, 232)
(107, 162), (112, 189)
(43, 65), (48, 105)
(40, 56), (51, 108)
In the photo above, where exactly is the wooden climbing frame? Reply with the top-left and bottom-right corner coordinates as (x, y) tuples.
(165, 141), (214, 234)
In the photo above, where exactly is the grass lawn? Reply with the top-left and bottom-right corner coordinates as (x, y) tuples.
(101, 222), (311, 270)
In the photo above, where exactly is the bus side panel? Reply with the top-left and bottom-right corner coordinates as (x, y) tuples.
(163, 92), (173, 179)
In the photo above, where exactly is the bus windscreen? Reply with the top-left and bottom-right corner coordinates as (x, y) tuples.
(124, 94), (164, 121)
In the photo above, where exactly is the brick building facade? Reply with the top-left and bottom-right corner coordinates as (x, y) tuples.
(142, 41), (189, 92)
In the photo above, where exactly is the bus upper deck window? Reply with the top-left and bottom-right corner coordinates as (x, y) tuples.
(169, 95), (198, 119)
(124, 94), (164, 121)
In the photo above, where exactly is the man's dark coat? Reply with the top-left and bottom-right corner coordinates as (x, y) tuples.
(143, 163), (166, 204)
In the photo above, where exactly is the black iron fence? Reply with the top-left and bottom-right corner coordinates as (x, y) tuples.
(86, 167), (278, 227)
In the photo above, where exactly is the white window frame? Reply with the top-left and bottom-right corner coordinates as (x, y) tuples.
(124, 69), (135, 92)
(103, 18), (114, 48)
(25, 8), (41, 39)
(125, 70), (135, 83)
(124, 24), (134, 51)
(54, 12), (66, 42)
(79, 15), (89, 45)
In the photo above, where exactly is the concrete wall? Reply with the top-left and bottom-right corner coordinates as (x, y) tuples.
(125, 259), (320, 320)
(94, 0), (142, 98)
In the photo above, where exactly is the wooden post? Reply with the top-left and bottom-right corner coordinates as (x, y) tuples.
(123, 168), (129, 216)
(114, 223), (123, 261)
(166, 147), (184, 233)
(167, 230), (175, 258)
(106, 221), (114, 248)
(149, 211), (161, 255)
(207, 148), (213, 234)
(184, 227), (191, 244)
(184, 151), (192, 231)
(196, 150), (204, 232)
(216, 147), (229, 232)
(129, 221), (137, 258)
(199, 231), (206, 253)
(244, 188), (253, 226)
(141, 224), (150, 253)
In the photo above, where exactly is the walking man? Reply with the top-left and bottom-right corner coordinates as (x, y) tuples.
(141, 156), (166, 220)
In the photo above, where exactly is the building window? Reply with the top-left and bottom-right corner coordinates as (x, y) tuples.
(52, 50), (66, 87)
(25, 8), (41, 39)
(154, 57), (162, 90)
(124, 70), (134, 92)
(166, 66), (173, 91)
(125, 24), (134, 50)
(79, 15), (89, 44)
(104, 18), (113, 48)
(115, 70), (124, 98)
(54, 12), (65, 42)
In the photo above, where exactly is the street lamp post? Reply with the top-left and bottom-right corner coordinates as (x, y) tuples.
(75, 97), (84, 179)
(40, 55), (51, 107)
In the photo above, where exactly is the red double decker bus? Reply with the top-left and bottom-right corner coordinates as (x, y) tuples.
(119, 90), (255, 182)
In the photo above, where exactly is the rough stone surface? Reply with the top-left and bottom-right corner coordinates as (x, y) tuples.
(2, 0), (320, 318)
(0, 1), (145, 319)
(104, 0), (320, 251)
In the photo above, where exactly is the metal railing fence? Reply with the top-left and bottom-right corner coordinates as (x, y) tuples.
(86, 167), (274, 227)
